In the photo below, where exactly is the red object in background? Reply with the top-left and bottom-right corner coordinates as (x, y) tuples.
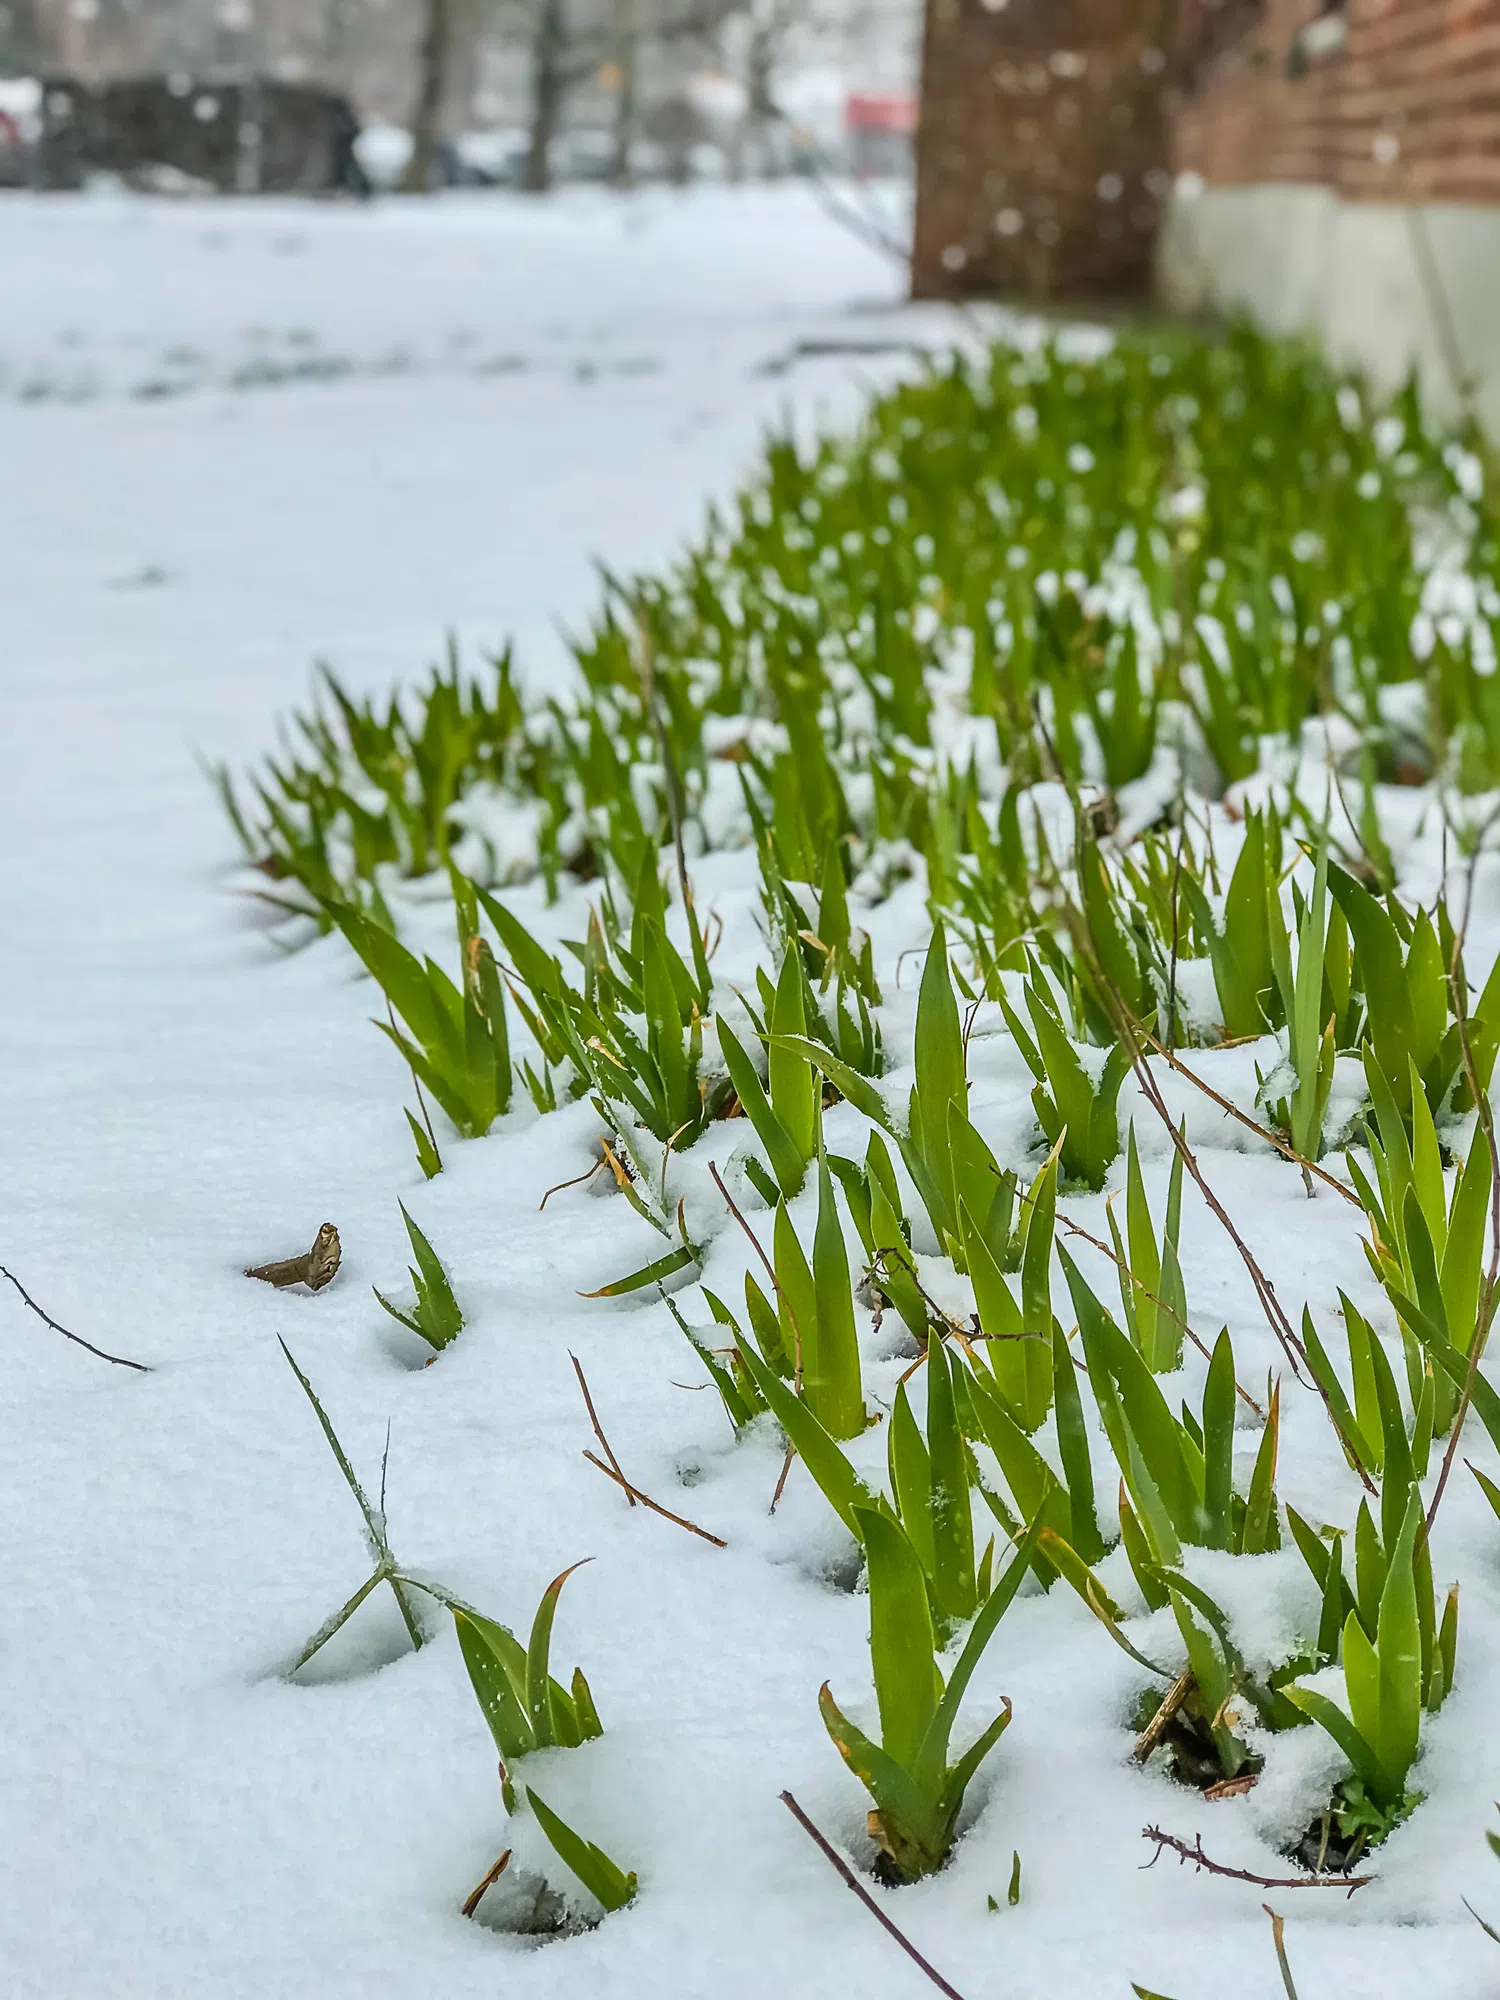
(845, 91), (916, 135)
(0, 111), (19, 150)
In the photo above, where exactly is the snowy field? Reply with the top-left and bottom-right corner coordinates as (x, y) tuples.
(2, 185), (1496, 2000)
(0, 182), (961, 2000)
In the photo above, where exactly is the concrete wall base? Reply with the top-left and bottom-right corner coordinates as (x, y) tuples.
(1159, 182), (1500, 438)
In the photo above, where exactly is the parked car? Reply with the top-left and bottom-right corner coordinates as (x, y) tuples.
(31, 74), (368, 194)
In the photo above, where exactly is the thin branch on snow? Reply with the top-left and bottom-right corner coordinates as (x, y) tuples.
(0, 1264), (151, 1372)
(571, 1349), (635, 1504)
(1140, 1825), (1373, 1895)
(1048, 1207), (1263, 1416)
(571, 1353), (727, 1547)
(581, 1451), (727, 1547)
(779, 1792), (972, 2000)
(1138, 1029), (1360, 1207)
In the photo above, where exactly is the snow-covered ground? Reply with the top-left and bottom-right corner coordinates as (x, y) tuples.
(2, 185), (1497, 2000)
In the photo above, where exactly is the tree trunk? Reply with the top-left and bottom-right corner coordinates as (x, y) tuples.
(523, 0), (567, 194)
(609, 0), (639, 190)
(401, 0), (452, 194)
(745, 16), (777, 178)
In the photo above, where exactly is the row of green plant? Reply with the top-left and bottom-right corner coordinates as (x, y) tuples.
(233, 324), (1500, 1940)
(308, 849), (1497, 1900)
(220, 329), (1498, 949)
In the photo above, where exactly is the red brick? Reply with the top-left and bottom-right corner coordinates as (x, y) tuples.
(912, 0), (1500, 299)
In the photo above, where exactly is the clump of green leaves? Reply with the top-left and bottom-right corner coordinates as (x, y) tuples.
(775, 920), (976, 1255)
(737, 1144), (867, 1440)
(1330, 867), (1461, 1122)
(1002, 975), (1128, 1191)
(1108, 1127), (1188, 1375)
(1259, 834), (1338, 1165)
(820, 1514), (1039, 1882)
(718, 946), (821, 1203)
(1062, 1252), (1281, 1580)
(448, 1564), (632, 1923)
(960, 1322), (1116, 1609)
(1138, 1568), (1310, 1788)
(959, 1141), (1059, 1434)
(1181, 803), (1285, 1041)
(1347, 1048), (1493, 1442)
(1284, 1345), (1459, 1855)
(453, 1562), (602, 1811)
(329, 874), (511, 1156)
(831, 1129), (933, 1344)
(1285, 1495), (1454, 1848)
(373, 1203), (464, 1351)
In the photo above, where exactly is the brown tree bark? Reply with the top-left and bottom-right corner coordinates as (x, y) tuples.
(401, 0), (453, 194)
(609, 0), (640, 190)
(523, 0), (568, 193)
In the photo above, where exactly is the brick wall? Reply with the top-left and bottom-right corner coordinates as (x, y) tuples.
(912, 0), (1500, 303)
(910, 0), (1172, 301)
(1174, 0), (1500, 204)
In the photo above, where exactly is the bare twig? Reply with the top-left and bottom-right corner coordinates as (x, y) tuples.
(461, 1849), (512, 1919)
(570, 1351), (636, 1505)
(763, 103), (911, 269)
(1051, 1207), (1262, 1415)
(779, 1791), (971, 2000)
(1141, 1825), (1372, 1895)
(0, 1265), (151, 1372)
(1140, 1029), (1359, 1207)
(571, 1348), (725, 1545)
(582, 1451), (727, 1547)
(539, 1157), (606, 1210)
(1031, 700), (1335, 1409)
(869, 1248), (969, 1342)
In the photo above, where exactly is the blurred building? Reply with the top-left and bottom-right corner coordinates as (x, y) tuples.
(1161, 0), (1500, 433)
(914, 0), (1500, 427)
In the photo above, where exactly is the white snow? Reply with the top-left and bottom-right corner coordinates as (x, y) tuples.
(3, 184), (1499, 2000)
